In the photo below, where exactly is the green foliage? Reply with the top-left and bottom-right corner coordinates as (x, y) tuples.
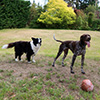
(79, 0), (95, 9)
(64, 0), (96, 10)
(92, 18), (100, 30)
(0, 0), (30, 29)
(73, 4), (99, 31)
(0, 0), (100, 31)
(88, 12), (94, 27)
(38, 0), (76, 29)
(29, 3), (44, 28)
(74, 16), (89, 30)
(29, 3), (37, 24)
(75, 16), (83, 29)
(85, 5), (96, 14)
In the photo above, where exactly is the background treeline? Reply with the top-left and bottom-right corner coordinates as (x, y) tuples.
(0, 0), (100, 31)
(0, 0), (30, 29)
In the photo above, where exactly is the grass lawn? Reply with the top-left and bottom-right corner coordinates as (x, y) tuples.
(0, 29), (100, 100)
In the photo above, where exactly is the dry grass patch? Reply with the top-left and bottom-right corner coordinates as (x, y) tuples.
(0, 29), (100, 99)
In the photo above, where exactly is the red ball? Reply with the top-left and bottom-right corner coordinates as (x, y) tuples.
(81, 79), (94, 92)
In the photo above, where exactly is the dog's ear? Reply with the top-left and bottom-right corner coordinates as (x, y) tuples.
(80, 34), (85, 41)
(31, 37), (35, 41)
(80, 35), (83, 41)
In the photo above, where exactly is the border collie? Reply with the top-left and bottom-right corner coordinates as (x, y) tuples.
(2, 37), (42, 63)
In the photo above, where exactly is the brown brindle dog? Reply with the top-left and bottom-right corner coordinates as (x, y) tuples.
(52, 34), (91, 74)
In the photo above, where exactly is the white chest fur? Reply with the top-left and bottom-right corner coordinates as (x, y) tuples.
(30, 41), (41, 55)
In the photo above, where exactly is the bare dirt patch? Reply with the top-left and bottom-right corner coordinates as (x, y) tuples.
(0, 54), (100, 96)
(0, 29), (100, 99)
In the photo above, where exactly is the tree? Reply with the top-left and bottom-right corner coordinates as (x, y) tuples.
(29, 2), (44, 28)
(28, 3), (37, 25)
(38, 0), (76, 28)
(64, 0), (98, 10)
(64, 0), (76, 7)
(88, 12), (94, 27)
(0, 0), (30, 29)
(79, 0), (95, 9)
(85, 5), (96, 14)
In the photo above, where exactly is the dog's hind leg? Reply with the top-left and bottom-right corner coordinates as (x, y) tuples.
(70, 54), (77, 74)
(62, 49), (68, 67)
(18, 53), (23, 61)
(15, 47), (19, 62)
(15, 52), (18, 61)
(52, 45), (63, 67)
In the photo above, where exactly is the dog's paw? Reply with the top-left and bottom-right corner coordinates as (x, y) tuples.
(62, 64), (65, 67)
(15, 59), (18, 62)
(28, 61), (31, 64)
(81, 71), (85, 74)
(52, 64), (55, 67)
(19, 59), (23, 62)
(71, 71), (75, 74)
(32, 60), (36, 63)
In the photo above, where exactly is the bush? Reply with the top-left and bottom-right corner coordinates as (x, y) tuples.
(0, 0), (30, 29)
(29, 19), (40, 28)
(38, 0), (76, 29)
(74, 16), (90, 30)
(92, 18), (100, 30)
(88, 12), (94, 27)
(28, 3), (44, 28)
(85, 5), (96, 14)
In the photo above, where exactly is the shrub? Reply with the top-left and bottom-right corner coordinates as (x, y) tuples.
(74, 16), (90, 30)
(0, 0), (30, 29)
(92, 18), (100, 30)
(88, 12), (94, 27)
(85, 5), (96, 14)
(38, 0), (76, 29)
(29, 3), (44, 28)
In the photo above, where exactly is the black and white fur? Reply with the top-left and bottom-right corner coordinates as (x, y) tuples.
(2, 37), (42, 63)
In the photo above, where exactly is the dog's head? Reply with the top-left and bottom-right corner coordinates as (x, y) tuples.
(80, 34), (91, 47)
(31, 37), (42, 46)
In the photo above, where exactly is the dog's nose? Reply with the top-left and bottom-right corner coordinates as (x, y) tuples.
(87, 38), (91, 41)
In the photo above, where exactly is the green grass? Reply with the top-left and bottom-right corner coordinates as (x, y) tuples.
(0, 29), (100, 100)
(0, 78), (75, 100)
(68, 83), (79, 90)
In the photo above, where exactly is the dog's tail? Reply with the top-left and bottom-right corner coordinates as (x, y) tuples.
(2, 42), (15, 49)
(53, 34), (63, 43)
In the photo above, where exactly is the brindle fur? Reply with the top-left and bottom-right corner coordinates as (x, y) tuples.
(52, 34), (91, 74)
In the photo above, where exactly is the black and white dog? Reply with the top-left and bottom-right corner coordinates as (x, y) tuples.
(2, 37), (42, 63)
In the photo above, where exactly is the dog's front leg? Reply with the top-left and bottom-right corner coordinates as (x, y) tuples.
(32, 55), (36, 63)
(81, 55), (85, 74)
(26, 53), (31, 63)
(70, 54), (77, 74)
